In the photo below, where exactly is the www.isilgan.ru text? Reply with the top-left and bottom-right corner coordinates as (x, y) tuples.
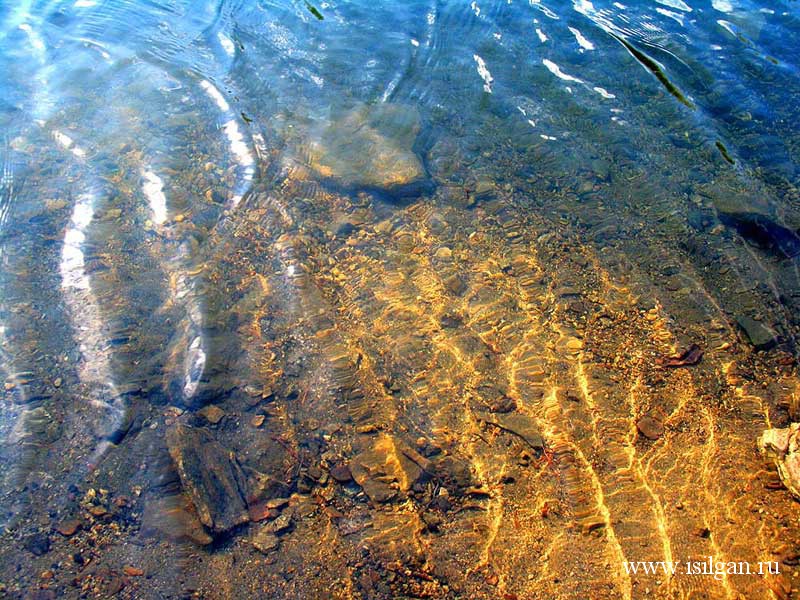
(623, 557), (780, 581)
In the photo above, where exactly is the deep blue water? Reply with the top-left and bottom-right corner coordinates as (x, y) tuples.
(2, 1), (800, 597)
(2, 0), (799, 186)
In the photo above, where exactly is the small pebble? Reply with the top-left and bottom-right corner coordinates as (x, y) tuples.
(434, 247), (452, 260)
(55, 519), (82, 537)
(329, 464), (353, 483)
(565, 338), (584, 352)
(198, 405), (225, 424)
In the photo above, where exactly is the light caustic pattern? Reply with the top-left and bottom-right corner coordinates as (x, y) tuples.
(190, 160), (797, 599)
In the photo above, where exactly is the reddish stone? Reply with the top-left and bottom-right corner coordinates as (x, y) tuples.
(55, 519), (82, 537)
(636, 415), (664, 441)
(247, 503), (278, 523)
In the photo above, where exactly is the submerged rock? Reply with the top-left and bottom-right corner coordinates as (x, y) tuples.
(718, 211), (800, 258)
(658, 344), (703, 368)
(23, 533), (50, 556)
(477, 412), (544, 451)
(636, 414), (664, 441)
(329, 464), (353, 483)
(166, 424), (249, 533)
(197, 404), (225, 425)
(263, 512), (293, 535)
(704, 183), (800, 258)
(55, 518), (82, 537)
(736, 315), (777, 351)
(350, 434), (427, 503)
(759, 424), (800, 499)
(141, 494), (213, 545)
(308, 103), (429, 198)
(472, 179), (497, 203)
(252, 528), (280, 554)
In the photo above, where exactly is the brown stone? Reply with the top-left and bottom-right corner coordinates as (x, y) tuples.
(265, 497), (290, 509)
(329, 464), (353, 483)
(140, 494), (213, 546)
(252, 529), (280, 554)
(350, 435), (425, 503)
(247, 503), (279, 523)
(87, 505), (108, 517)
(197, 405), (225, 425)
(636, 415), (664, 441)
(759, 423), (800, 500)
(55, 519), (82, 537)
(166, 424), (249, 533)
(565, 338), (584, 352)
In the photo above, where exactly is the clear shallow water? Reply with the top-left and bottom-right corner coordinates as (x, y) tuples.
(2, 1), (800, 599)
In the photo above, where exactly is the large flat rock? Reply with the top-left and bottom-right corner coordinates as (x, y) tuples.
(309, 103), (427, 193)
(166, 424), (249, 533)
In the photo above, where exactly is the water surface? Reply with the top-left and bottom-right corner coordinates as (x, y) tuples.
(2, 1), (800, 598)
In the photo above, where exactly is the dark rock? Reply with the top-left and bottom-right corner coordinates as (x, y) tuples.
(358, 479), (397, 503)
(693, 526), (711, 539)
(659, 344), (703, 368)
(556, 286), (582, 298)
(166, 423), (249, 533)
(421, 511), (443, 532)
(247, 473), (292, 505)
(718, 211), (800, 258)
(329, 464), (353, 483)
(472, 179), (496, 203)
(439, 313), (463, 329)
(23, 533), (50, 556)
(432, 495), (452, 512)
(335, 222), (357, 237)
(736, 316), (778, 351)
(434, 456), (473, 492)
(487, 395), (516, 413)
(687, 207), (713, 232)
